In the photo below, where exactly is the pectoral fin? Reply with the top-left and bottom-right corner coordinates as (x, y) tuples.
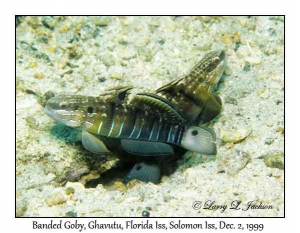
(123, 162), (161, 184)
(121, 139), (174, 156)
(198, 94), (223, 123)
(81, 131), (111, 155)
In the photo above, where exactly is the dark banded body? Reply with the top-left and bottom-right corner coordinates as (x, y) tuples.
(86, 101), (185, 145)
(156, 50), (227, 124)
(45, 94), (186, 146)
(157, 50), (227, 95)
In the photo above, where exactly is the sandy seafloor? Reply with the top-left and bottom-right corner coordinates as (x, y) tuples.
(16, 16), (284, 217)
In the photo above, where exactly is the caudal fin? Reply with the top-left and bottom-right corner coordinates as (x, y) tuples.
(123, 162), (161, 184)
(181, 126), (217, 155)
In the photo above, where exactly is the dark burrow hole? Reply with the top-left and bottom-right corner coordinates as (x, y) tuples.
(85, 162), (132, 188)
(84, 149), (185, 189)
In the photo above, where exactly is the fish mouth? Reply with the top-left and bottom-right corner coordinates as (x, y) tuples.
(44, 103), (55, 119)
(216, 50), (227, 71)
(44, 102), (83, 128)
(44, 103), (65, 123)
(219, 50), (227, 61)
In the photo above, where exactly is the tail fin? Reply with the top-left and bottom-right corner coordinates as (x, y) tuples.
(181, 126), (217, 155)
(123, 162), (161, 184)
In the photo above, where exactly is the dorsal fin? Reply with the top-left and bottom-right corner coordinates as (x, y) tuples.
(130, 93), (186, 124)
(105, 86), (134, 93)
(156, 78), (183, 93)
(100, 86), (133, 104)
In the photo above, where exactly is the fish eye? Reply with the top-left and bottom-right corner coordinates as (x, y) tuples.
(212, 57), (220, 64)
(118, 91), (126, 101)
(191, 130), (198, 136)
(87, 106), (93, 113)
(59, 102), (68, 109)
(136, 165), (142, 171)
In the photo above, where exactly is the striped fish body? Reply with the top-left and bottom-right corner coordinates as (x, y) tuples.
(156, 88), (223, 124)
(157, 50), (227, 95)
(156, 50), (227, 124)
(88, 100), (185, 145)
(45, 94), (186, 146)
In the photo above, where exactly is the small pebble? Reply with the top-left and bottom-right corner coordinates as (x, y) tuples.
(84, 76), (93, 82)
(114, 181), (127, 192)
(265, 121), (274, 127)
(239, 19), (248, 27)
(30, 62), (37, 69)
(167, 23), (177, 32)
(46, 47), (56, 53)
(109, 72), (122, 79)
(26, 117), (39, 129)
(34, 72), (45, 79)
(65, 182), (85, 193)
(138, 47), (153, 62)
(42, 91), (55, 106)
(221, 127), (252, 143)
(276, 127), (284, 133)
(65, 211), (78, 217)
(59, 69), (73, 77)
(223, 36), (232, 45)
(115, 195), (125, 203)
(101, 54), (115, 66)
(225, 142), (235, 150)
(65, 187), (75, 195)
(264, 151), (284, 169)
(126, 179), (141, 189)
(142, 210), (150, 217)
(255, 74), (268, 81)
(55, 61), (67, 69)
(270, 169), (282, 178)
(60, 24), (71, 33)
(264, 138), (274, 145)
(68, 48), (82, 60)
(80, 173), (100, 184)
(45, 189), (68, 206)
(66, 168), (90, 182)
(138, 38), (150, 46)
(217, 149), (251, 176)
(257, 88), (265, 95)
(93, 16), (111, 26)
